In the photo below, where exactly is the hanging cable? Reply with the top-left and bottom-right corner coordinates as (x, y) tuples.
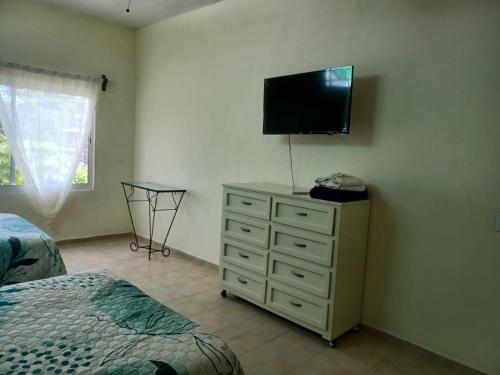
(126, 0), (132, 13)
(288, 133), (295, 191)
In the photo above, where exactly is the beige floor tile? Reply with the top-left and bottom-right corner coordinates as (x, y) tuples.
(121, 272), (159, 285)
(290, 353), (363, 375)
(132, 262), (177, 276)
(169, 278), (218, 296)
(165, 288), (230, 313)
(190, 309), (241, 332)
(178, 264), (217, 279)
(238, 327), (330, 375)
(213, 324), (271, 355)
(191, 273), (219, 288)
(213, 313), (293, 355)
(140, 285), (184, 304)
(367, 343), (465, 375)
(251, 311), (295, 338)
(311, 330), (399, 374)
(238, 342), (302, 375)
(151, 272), (200, 286)
(189, 301), (261, 332)
(287, 330), (397, 375)
(166, 298), (214, 318)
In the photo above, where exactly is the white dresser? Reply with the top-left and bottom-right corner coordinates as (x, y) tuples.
(219, 183), (370, 346)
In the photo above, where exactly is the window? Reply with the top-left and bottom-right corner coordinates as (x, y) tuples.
(0, 120), (94, 191)
(0, 63), (99, 220)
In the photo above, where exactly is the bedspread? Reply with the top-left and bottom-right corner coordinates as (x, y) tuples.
(0, 270), (243, 375)
(0, 213), (66, 286)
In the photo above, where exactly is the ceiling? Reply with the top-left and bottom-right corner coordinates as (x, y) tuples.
(37, 0), (222, 29)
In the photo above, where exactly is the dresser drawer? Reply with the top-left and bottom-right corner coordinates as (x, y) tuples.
(272, 197), (336, 235)
(270, 224), (334, 267)
(269, 253), (331, 298)
(222, 214), (270, 248)
(267, 281), (329, 330)
(220, 263), (266, 303)
(221, 239), (268, 276)
(223, 188), (271, 220)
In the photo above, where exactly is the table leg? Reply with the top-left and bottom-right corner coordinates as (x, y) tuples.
(122, 184), (139, 252)
(146, 191), (160, 260)
(159, 191), (185, 257)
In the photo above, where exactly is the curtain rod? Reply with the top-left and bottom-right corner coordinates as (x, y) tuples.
(0, 61), (109, 91)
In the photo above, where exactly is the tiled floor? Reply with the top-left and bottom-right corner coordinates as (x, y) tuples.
(59, 236), (482, 375)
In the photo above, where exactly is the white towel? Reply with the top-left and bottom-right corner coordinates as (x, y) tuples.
(331, 173), (363, 187)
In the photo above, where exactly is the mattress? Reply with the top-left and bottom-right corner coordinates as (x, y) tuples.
(0, 213), (67, 287)
(0, 270), (244, 375)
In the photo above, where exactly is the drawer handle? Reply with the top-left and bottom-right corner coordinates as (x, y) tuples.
(240, 227), (251, 233)
(296, 212), (308, 217)
(238, 252), (249, 259)
(289, 300), (302, 308)
(237, 277), (248, 284)
(294, 243), (307, 248)
(291, 270), (304, 278)
(242, 201), (253, 206)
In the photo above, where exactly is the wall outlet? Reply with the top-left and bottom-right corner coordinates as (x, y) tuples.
(496, 213), (500, 232)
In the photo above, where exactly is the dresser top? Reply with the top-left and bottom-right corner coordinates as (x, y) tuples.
(222, 182), (369, 206)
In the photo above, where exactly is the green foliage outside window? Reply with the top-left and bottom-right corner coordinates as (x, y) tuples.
(72, 162), (89, 185)
(0, 126), (88, 186)
(0, 127), (23, 185)
(0, 128), (10, 184)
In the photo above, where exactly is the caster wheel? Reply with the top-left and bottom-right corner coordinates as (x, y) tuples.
(329, 339), (337, 348)
(351, 325), (360, 333)
(220, 290), (227, 298)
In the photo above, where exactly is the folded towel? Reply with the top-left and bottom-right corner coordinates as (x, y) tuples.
(332, 174), (363, 187)
(314, 173), (364, 189)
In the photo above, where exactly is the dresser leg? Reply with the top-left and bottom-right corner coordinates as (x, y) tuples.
(220, 289), (227, 298)
(329, 339), (337, 348)
(351, 325), (360, 333)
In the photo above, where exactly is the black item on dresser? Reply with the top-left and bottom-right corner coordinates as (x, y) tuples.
(309, 186), (368, 202)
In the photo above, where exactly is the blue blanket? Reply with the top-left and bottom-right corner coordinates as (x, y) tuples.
(0, 213), (66, 286)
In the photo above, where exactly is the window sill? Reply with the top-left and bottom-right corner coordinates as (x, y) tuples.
(71, 184), (94, 192)
(0, 184), (94, 193)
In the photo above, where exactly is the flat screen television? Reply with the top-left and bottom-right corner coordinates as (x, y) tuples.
(263, 66), (353, 134)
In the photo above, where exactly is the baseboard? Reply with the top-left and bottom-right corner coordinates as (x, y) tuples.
(56, 232), (131, 245)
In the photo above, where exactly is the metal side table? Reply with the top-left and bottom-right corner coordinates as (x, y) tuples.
(121, 181), (186, 260)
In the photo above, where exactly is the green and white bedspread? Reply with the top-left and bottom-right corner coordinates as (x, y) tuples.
(0, 213), (66, 287)
(0, 270), (244, 375)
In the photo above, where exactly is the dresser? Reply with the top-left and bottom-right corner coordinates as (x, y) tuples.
(219, 183), (370, 346)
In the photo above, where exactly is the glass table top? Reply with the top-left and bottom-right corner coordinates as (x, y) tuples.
(121, 181), (186, 193)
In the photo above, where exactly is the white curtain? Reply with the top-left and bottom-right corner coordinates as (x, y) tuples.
(0, 65), (99, 222)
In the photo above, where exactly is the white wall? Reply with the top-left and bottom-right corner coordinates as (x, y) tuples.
(0, 0), (135, 239)
(135, 0), (500, 373)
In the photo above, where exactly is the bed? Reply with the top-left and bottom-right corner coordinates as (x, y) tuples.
(0, 270), (244, 375)
(0, 213), (67, 287)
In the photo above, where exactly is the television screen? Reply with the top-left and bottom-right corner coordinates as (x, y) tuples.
(263, 66), (353, 134)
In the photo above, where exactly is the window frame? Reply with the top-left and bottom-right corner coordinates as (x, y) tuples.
(0, 120), (95, 193)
